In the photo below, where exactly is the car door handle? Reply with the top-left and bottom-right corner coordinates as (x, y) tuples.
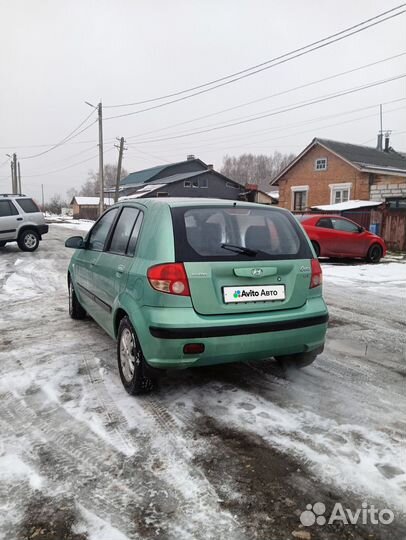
(116, 264), (125, 276)
(16, 217), (23, 221)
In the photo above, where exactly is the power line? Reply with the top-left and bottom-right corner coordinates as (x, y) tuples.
(125, 52), (406, 141)
(103, 8), (406, 120)
(126, 73), (406, 144)
(164, 98), (406, 148)
(19, 109), (97, 160)
(23, 147), (114, 178)
(104, 3), (406, 109)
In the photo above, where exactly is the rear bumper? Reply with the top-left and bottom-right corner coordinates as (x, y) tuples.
(38, 224), (49, 236)
(150, 313), (328, 339)
(135, 297), (328, 369)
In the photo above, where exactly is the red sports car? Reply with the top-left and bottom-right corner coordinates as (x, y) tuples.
(298, 214), (386, 263)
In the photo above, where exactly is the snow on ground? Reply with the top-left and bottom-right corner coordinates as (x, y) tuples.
(0, 226), (405, 538)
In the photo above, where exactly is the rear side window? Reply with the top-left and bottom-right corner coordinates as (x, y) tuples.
(317, 217), (333, 229)
(16, 198), (39, 213)
(171, 206), (312, 261)
(0, 200), (19, 217)
(87, 208), (119, 251)
(108, 207), (141, 255)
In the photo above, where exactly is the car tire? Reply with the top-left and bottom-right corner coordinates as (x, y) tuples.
(18, 229), (40, 252)
(366, 243), (383, 264)
(117, 316), (155, 395)
(0, 241), (6, 248)
(68, 279), (86, 320)
(275, 349), (320, 369)
(311, 241), (320, 257)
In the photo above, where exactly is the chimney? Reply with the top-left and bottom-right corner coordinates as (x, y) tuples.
(377, 133), (383, 151)
(186, 154), (195, 161)
(384, 132), (390, 152)
(207, 164), (213, 170)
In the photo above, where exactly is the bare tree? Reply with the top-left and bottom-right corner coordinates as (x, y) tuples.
(221, 152), (295, 191)
(45, 194), (65, 215)
(79, 164), (128, 196)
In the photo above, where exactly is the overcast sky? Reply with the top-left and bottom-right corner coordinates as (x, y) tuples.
(1, 0), (405, 202)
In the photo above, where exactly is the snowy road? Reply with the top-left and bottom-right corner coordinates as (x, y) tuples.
(0, 225), (405, 540)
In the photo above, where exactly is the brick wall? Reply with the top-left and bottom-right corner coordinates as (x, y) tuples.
(370, 174), (406, 201)
(277, 144), (370, 209)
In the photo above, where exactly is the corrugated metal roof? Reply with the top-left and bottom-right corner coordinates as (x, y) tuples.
(120, 164), (169, 186)
(148, 171), (205, 185)
(317, 138), (406, 172)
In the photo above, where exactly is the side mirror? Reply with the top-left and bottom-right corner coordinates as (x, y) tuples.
(357, 226), (364, 233)
(65, 236), (85, 249)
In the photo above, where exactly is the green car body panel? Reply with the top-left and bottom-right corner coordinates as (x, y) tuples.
(67, 198), (328, 369)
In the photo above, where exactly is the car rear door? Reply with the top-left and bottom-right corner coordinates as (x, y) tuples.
(0, 200), (20, 240)
(89, 206), (143, 333)
(171, 205), (313, 316)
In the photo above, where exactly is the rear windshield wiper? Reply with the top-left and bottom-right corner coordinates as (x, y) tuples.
(221, 243), (258, 256)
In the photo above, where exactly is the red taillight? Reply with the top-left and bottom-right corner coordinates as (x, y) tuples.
(310, 258), (322, 288)
(147, 263), (190, 296)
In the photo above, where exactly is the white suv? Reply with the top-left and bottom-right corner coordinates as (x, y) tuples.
(0, 194), (49, 252)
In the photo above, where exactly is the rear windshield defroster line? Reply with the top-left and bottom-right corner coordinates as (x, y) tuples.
(170, 205), (313, 262)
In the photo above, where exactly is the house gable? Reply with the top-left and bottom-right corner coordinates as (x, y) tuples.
(276, 143), (369, 210)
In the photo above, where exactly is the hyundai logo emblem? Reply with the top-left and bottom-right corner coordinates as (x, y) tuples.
(251, 268), (263, 276)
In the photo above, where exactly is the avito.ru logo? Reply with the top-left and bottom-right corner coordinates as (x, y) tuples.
(300, 502), (394, 527)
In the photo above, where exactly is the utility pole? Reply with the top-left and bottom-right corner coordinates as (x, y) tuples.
(97, 102), (104, 216)
(114, 137), (126, 203)
(10, 161), (14, 193)
(17, 162), (21, 193)
(41, 184), (45, 213)
(12, 153), (17, 194)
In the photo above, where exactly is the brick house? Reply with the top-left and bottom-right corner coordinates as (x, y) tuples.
(271, 137), (406, 211)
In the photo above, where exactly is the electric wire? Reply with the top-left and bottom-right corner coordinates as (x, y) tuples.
(104, 4), (406, 109)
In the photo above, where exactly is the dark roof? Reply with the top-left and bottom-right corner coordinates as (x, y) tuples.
(120, 164), (168, 186)
(271, 137), (406, 185)
(147, 171), (205, 185)
(317, 138), (406, 172)
(120, 158), (208, 186)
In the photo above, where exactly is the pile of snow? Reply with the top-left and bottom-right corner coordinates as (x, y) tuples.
(311, 200), (383, 211)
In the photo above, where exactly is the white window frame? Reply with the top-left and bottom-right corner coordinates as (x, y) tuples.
(199, 177), (208, 188)
(291, 185), (309, 211)
(329, 183), (352, 204)
(315, 158), (328, 171)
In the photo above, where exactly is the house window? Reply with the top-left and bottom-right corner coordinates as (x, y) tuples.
(386, 197), (406, 209)
(192, 179), (199, 188)
(329, 183), (352, 204)
(291, 185), (309, 211)
(226, 182), (238, 188)
(315, 158), (328, 171)
(199, 178), (208, 188)
(293, 190), (308, 211)
(184, 181), (191, 188)
(156, 192), (168, 197)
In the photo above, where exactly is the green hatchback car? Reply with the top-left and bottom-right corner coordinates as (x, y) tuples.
(65, 198), (328, 394)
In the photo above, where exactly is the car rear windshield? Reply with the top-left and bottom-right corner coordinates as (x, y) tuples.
(171, 205), (312, 261)
(16, 198), (40, 213)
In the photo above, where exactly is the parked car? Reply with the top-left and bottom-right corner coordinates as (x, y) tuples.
(298, 214), (386, 263)
(0, 194), (48, 251)
(65, 198), (329, 395)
